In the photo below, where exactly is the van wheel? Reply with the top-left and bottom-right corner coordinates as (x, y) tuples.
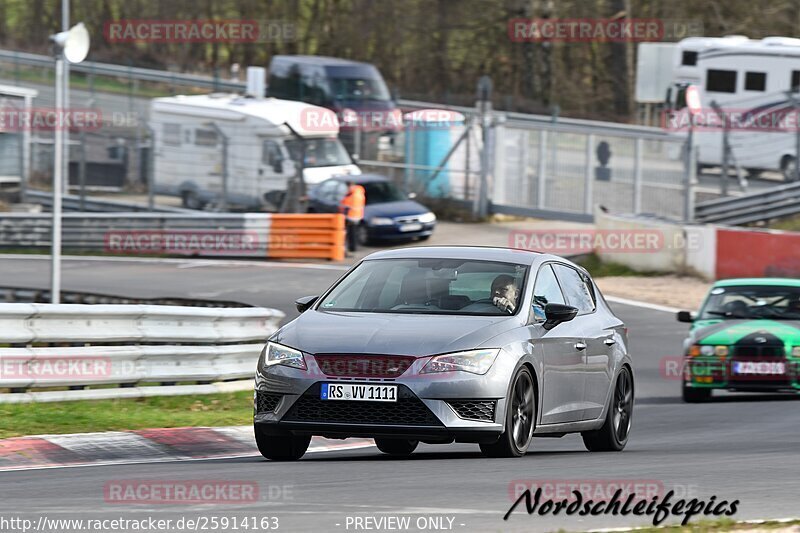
(181, 191), (204, 210)
(781, 156), (797, 182)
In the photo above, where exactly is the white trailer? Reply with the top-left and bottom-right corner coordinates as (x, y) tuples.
(665, 36), (800, 180)
(151, 92), (361, 210)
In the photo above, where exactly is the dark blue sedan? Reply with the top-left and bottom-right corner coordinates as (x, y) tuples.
(306, 174), (436, 245)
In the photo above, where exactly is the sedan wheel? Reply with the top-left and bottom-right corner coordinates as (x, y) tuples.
(582, 366), (633, 452)
(480, 367), (535, 458)
(356, 224), (371, 246)
(254, 425), (311, 461)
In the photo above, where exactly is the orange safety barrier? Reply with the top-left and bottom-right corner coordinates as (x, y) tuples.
(267, 214), (346, 261)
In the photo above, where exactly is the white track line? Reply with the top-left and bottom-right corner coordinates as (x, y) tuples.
(604, 295), (681, 314)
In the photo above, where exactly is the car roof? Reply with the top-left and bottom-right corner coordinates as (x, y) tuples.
(271, 55), (374, 68)
(362, 246), (553, 265)
(713, 278), (800, 288)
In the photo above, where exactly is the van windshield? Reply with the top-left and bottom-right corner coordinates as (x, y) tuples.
(285, 138), (352, 168)
(330, 78), (391, 102)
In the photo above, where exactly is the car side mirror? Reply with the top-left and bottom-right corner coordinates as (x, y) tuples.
(408, 192), (417, 199)
(272, 158), (284, 174)
(676, 310), (695, 323)
(543, 303), (578, 330)
(295, 295), (319, 313)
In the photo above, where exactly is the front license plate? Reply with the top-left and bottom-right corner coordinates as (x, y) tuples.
(732, 361), (786, 375)
(399, 223), (423, 232)
(321, 383), (398, 402)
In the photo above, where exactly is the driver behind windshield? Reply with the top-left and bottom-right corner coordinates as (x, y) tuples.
(491, 275), (518, 314)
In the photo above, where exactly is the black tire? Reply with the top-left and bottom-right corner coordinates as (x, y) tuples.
(781, 156), (797, 182)
(374, 438), (418, 456)
(682, 384), (712, 403)
(480, 367), (536, 458)
(418, 235), (431, 241)
(254, 425), (311, 461)
(181, 190), (204, 210)
(582, 366), (634, 452)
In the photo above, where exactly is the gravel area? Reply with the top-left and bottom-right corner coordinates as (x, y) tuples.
(596, 275), (711, 311)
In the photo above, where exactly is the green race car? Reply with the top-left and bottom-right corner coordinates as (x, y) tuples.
(677, 278), (800, 402)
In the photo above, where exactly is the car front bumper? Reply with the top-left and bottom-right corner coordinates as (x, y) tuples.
(367, 223), (436, 241)
(683, 356), (800, 392)
(253, 353), (511, 443)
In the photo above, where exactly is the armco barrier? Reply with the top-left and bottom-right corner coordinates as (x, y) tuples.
(0, 303), (284, 402)
(0, 212), (345, 261)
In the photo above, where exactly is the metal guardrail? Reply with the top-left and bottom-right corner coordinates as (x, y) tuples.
(0, 285), (250, 307)
(25, 190), (193, 213)
(0, 303), (283, 402)
(1, 48), (673, 139)
(694, 181), (800, 225)
(0, 49), (245, 92)
(0, 212), (345, 260)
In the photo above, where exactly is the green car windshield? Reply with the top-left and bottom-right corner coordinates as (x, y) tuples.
(317, 258), (528, 316)
(699, 285), (800, 320)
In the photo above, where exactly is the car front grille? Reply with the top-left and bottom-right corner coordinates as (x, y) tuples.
(256, 391), (283, 413)
(732, 345), (784, 358)
(283, 384), (442, 426)
(394, 216), (422, 225)
(446, 400), (496, 422)
(313, 354), (416, 378)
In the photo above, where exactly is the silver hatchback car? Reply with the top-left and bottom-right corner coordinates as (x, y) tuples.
(254, 246), (633, 460)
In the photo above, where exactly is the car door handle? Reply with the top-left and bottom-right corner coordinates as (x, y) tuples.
(604, 338), (616, 346)
(574, 342), (586, 351)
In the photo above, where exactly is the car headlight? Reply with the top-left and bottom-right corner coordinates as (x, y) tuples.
(370, 217), (395, 226)
(417, 212), (437, 224)
(421, 349), (500, 375)
(263, 341), (306, 370)
(688, 344), (728, 358)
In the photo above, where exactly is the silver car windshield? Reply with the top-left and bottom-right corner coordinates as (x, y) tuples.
(317, 259), (528, 315)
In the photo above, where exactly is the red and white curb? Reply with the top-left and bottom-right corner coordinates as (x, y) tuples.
(0, 426), (375, 471)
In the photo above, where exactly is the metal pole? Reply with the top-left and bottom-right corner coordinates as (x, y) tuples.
(537, 131), (547, 210)
(583, 134), (594, 214)
(789, 92), (800, 182)
(633, 137), (643, 214)
(146, 122), (155, 211)
(684, 124), (696, 223)
(20, 94), (32, 202)
(711, 101), (729, 196)
(209, 122), (228, 211)
(51, 57), (64, 304)
(62, 0), (70, 195)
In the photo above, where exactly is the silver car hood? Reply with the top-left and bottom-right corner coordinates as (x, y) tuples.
(271, 310), (520, 356)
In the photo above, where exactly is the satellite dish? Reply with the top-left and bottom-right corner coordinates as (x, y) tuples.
(51, 22), (90, 64)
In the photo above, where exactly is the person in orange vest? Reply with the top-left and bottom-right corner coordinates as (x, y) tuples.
(339, 181), (366, 254)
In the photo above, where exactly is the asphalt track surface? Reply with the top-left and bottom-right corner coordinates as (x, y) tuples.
(1, 256), (799, 532)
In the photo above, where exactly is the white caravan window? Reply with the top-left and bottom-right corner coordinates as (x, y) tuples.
(194, 129), (218, 147)
(745, 72), (766, 92)
(792, 71), (800, 92)
(706, 69), (737, 93)
(163, 123), (181, 147)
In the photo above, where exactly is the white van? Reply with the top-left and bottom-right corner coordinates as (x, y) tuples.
(151, 93), (361, 210)
(666, 36), (800, 180)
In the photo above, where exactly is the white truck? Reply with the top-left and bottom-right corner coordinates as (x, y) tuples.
(664, 36), (800, 181)
(151, 86), (361, 210)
